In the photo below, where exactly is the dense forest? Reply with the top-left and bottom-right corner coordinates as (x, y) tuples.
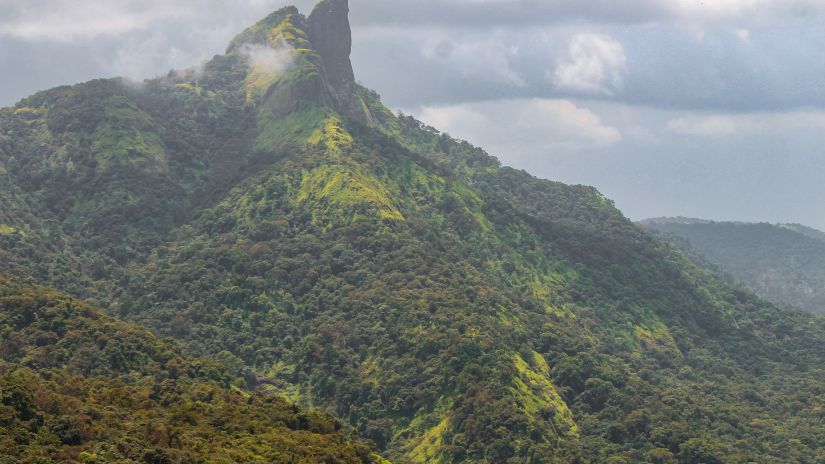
(0, 274), (384, 463)
(3, 0), (825, 462)
(642, 218), (825, 313)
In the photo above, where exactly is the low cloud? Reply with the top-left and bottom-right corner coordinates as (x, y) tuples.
(414, 98), (622, 158)
(666, 110), (825, 137)
(553, 34), (627, 96)
(421, 34), (525, 87)
(666, 115), (742, 136)
(238, 41), (294, 75)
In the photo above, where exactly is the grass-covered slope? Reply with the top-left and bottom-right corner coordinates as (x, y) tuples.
(2, 1), (825, 463)
(642, 218), (825, 313)
(0, 274), (385, 463)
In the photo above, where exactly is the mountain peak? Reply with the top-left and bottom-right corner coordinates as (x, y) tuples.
(226, 0), (355, 87)
(307, 0), (354, 85)
(220, 0), (370, 123)
(225, 5), (303, 54)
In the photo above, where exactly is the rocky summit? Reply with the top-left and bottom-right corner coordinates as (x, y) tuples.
(307, 0), (356, 84)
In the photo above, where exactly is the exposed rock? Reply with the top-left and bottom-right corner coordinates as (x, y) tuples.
(307, 0), (355, 85)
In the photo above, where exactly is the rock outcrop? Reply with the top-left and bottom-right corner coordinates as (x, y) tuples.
(307, 0), (355, 85)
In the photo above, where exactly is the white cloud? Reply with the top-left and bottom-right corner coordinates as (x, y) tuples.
(0, 0), (301, 41)
(422, 33), (525, 87)
(553, 34), (627, 96)
(3, 0), (825, 44)
(0, 1), (188, 41)
(415, 98), (622, 157)
(347, 0), (825, 28)
(238, 41), (294, 74)
(666, 115), (742, 136)
(666, 110), (825, 137)
(106, 30), (197, 80)
(672, 0), (825, 21)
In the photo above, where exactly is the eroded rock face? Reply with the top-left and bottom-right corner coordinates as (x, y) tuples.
(224, 0), (371, 124)
(307, 0), (355, 85)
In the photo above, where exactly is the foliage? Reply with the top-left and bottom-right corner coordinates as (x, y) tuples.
(2, 1), (825, 463)
(643, 219), (825, 313)
(0, 275), (385, 463)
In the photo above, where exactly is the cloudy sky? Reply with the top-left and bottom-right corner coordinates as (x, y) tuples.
(2, 0), (824, 229)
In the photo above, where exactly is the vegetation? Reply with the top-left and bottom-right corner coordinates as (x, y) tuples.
(642, 218), (825, 313)
(0, 274), (385, 463)
(2, 1), (825, 462)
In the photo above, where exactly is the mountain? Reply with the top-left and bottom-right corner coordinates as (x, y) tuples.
(641, 218), (825, 313)
(780, 223), (825, 243)
(0, 274), (383, 463)
(3, 0), (825, 462)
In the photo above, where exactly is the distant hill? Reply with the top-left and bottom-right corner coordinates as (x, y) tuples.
(780, 223), (825, 243)
(641, 218), (825, 313)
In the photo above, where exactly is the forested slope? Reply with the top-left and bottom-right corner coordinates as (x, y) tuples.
(0, 274), (384, 463)
(642, 218), (825, 313)
(2, 1), (825, 463)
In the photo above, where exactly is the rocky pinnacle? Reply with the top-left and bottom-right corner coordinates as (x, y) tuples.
(307, 0), (355, 85)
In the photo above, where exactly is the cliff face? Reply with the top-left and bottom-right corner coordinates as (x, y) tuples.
(226, 0), (370, 124)
(307, 0), (356, 85)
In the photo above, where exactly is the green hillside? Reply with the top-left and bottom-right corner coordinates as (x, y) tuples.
(0, 274), (384, 463)
(2, 1), (825, 463)
(641, 218), (825, 313)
